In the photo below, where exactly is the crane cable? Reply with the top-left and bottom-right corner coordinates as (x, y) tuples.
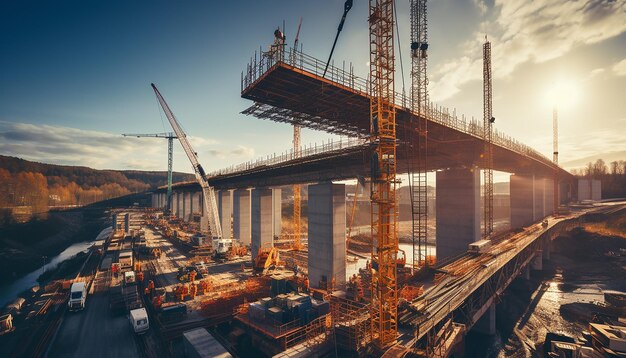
(322, 0), (353, 78)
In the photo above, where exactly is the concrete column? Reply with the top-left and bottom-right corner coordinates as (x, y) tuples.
(542, 179), (554, 217)
(308, 183), (347, 289)
(186, 192), (193, 221)
(152, 193), (157, 208)
(473, 303), (496, 335)
(273, 189), (282, 238)
(177, 192), (184, 218)
(523, 265), (530, 280)
(233, 189), (252, 245)
(171, 192), (178, 217)
(533, 176), (543, 221)
(218, 190), (233, 239)
(436, 168), (480, 261)
(192, 192), (202, 216)
(510, 174), (534, 229)
(251, 188), (275, 259)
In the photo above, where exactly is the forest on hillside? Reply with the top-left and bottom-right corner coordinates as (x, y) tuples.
(0, 155), (193, 224)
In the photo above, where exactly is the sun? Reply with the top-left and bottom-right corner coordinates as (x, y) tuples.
(545, 79), (581, 109)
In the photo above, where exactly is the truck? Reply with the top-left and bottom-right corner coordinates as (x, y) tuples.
(68, 282), (87, 311)
(118, 249), (134, 269)
(469, 239), (491, 254)
(129, 307), (149, 334)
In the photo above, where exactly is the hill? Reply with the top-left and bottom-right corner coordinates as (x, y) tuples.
(0, 155), (193, 224)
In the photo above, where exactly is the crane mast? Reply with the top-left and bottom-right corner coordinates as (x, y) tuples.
(409, 0), (429, 269)
(483, 38), (494, 238)
(122, 132), (176, 214)
(368, 0), (398, 348)
(151, 83), (222, 240)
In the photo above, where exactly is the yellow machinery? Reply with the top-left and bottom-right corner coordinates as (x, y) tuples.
(253, 243), (281, 274)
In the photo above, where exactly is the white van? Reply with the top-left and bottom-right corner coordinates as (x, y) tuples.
(129, 307), (149, 334)
(68, 282), (87, 311)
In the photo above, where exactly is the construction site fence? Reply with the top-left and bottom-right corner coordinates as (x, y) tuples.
(237, 45), (558, 174)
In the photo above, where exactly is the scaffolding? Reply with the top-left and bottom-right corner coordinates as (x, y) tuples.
(293, 124), (302, 251)
(331, 294), (371, 353)
(369, 0), (399, 348)
(409, 0), (429, 269)
(483, 38), (494, 238)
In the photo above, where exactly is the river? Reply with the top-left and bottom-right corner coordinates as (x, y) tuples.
(0, 226), (112, 307)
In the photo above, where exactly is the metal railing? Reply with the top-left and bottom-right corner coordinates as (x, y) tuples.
(234, 46), (557, 178)
(208, 137), (366, 177)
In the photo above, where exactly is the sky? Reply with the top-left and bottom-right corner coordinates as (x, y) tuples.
(1, 0), (625, 176)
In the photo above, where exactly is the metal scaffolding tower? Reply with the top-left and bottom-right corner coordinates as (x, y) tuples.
(293, 124), (302, 250)
(409, 0), (429, 269)
(368, 0), (398, 348)
(483, 38), (494, 238)
(122, 132), (177, 213)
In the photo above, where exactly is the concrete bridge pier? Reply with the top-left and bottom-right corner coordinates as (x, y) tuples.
(542, 240), (551, 261)
(173, 192), (180, 218)
(436, 168), (480, 261)
(233, 188), (252, 245)
(191, 191), (202, 216)
(510, 174), (535, 229)
(473, 302), (496, 336)
(542, 179), (555, 217)
(184, 192), (192, 221)
(533, 177), (544, 222)
(218, 190), (233, 239)
(307, 182), (346, 290)
(251, 188), (280, 259)
(273, 189), (282, 238)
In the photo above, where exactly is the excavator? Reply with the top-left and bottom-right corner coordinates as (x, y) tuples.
(253, 243), (281, 274)
(152, 84), (233, 259)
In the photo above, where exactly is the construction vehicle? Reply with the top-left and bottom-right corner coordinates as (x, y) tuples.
(177, 266), (202, 282)
(253, 243), (281, 274)
(129, 307), (149, 334)
(152, 84), (233, 257)
(68, 282), (87, 311)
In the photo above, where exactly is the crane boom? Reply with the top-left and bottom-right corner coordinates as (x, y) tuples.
(122, 133), (175, 139)
(151, 83), (222, 239)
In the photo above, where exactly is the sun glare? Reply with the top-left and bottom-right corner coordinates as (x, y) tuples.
(545, 79), (581, 109)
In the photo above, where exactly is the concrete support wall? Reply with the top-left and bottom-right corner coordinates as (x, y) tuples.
(192, 192), (202, 216)
(436, 168), (480, 261)
(533, 178), (544, 221)
(542, 179), (555, 217)
(233, 189), (252, 245)
(578, 179), (601, 201)
(177, 192), (184, 218)
(172, 192), (179, 217)
(184, 192), (192, 221)
(251, 188), (275, 259)
(510, 174), (534, 229)
(308, 183), (347, 289)
(531, 252), (543, 270)
(219, 190), (233, 239)
(273, 189), (282, 238)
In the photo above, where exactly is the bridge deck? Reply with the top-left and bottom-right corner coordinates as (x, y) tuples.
(399, 208), (593, 341)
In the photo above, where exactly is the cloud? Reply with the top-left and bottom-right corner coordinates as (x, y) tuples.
(0, 121), (228, 171)
(613, 58), (626, 76)
(430, 0), (626, 101)
(206, 145), (255, 159)
(472, 0), (488, 15)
